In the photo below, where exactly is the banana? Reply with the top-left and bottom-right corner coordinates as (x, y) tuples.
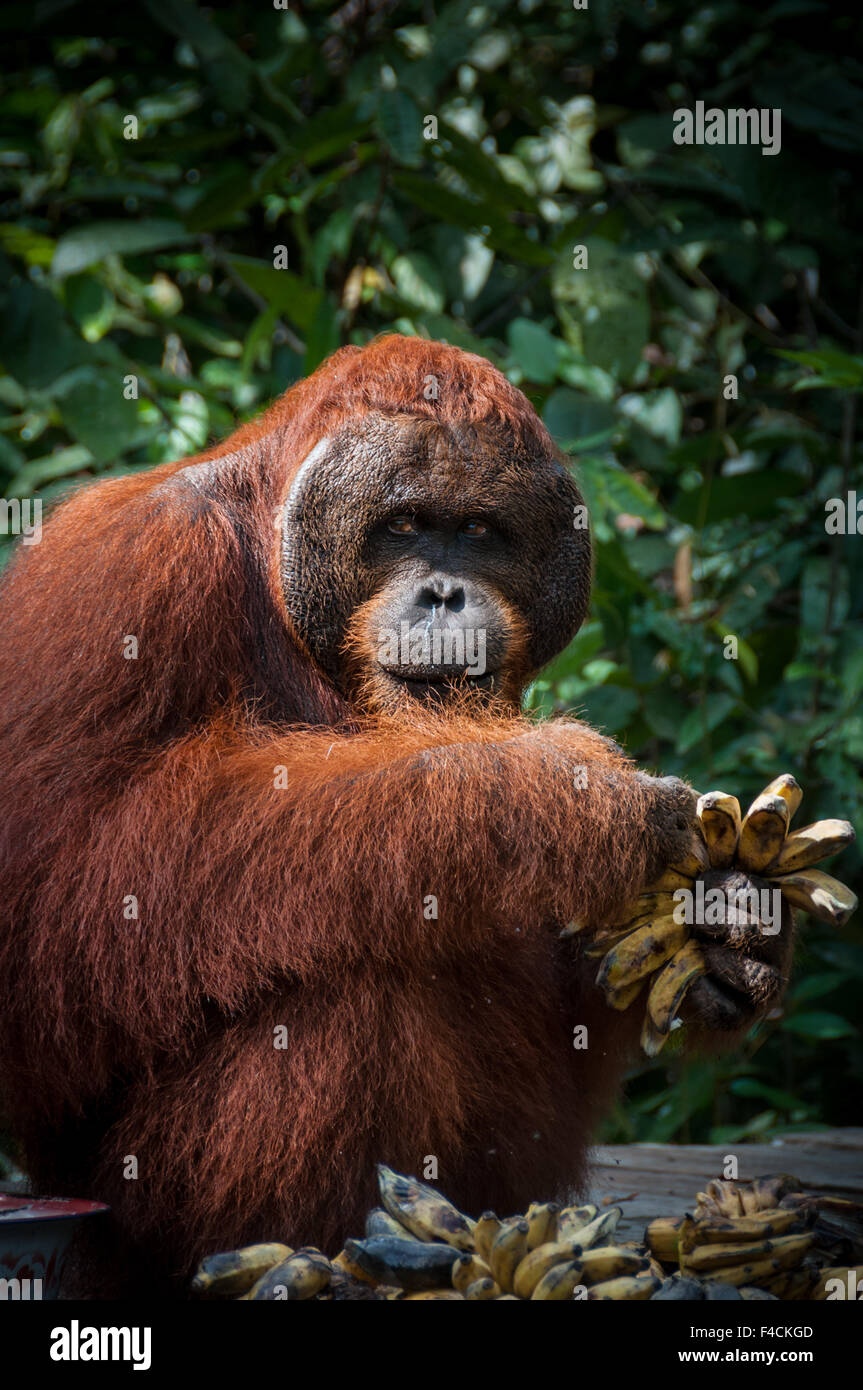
(697, 792), (741, 869)
(242, 1250), (331, 1301)
(512, 1239), (581, 1299)
(605, 979), (646, 1010)
(531, 1259), (586, 1300)
(750, 1176), (801, 1210)
(699, 1256), (792, 1289)
(765, 1268), (816, 1300)
(376, 1164), (474, 1249)
(333, 1248), (378, 1284)
(685, 1232), (813, 1273)
(488, 1219), (529, 1293)
(646, 939), (706, 1035)
(585, 927), (645, 959)
(580, 1247), (651, 1283)
(366, 1207), (413, 1239)
(762, 773), (803, 821)
(603, 893), (680, 934)
(451, 1252), (493, 1293)
(678, 1214), (699, 1259)
(696, 1176), (800, 1218)
(693, 1209), (802, 1242)
(773, 819), (855, 874)
(597, 914), (690, 994)
(465, 1277), (499, 1299)
(557, 1203), (598, 1239)
(645, 1216), (684, 1263)
(771, 868), (858, 928)
(738, 792), (789, 872)
(649, 868), (695, 892)
(641, 1010), (672, 1058)
(525, 1201), (560, 1251)
(588, 1274), (659, 1300)
(473, 1211), (502, 1263)
(584, 895), (681, 957)
(190, 1242), (293, 1297)
(342, 1235), (459, 1290)
(564, 1206), (622, 1249)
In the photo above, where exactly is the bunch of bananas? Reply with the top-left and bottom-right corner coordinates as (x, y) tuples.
(646, 1175), (863, 1300)
(577, 774), (857, 1056)
(191, 1243), (333, 1300)
(334, 1165), (662, 1299)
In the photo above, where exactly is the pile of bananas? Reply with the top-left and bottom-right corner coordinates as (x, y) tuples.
(646, 1175), (863, 1300)
(188, 1166), (663, 1301)
(576, 774), (857, 1056)
(189, 1167), (863, 1301)
(333, 1165), (662, 1300)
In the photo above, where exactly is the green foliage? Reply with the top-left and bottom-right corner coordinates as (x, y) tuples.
(0, 1), (860, 1141)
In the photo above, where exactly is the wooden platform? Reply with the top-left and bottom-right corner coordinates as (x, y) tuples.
(588, 1129), (863, 1240)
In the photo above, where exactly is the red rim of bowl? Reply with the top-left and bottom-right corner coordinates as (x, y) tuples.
(0, 1195), (110, 1221)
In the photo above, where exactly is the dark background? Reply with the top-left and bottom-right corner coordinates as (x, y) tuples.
(0, 0), (861, 1158)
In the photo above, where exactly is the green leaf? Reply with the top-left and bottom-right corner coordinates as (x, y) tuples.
(0, 223), (56, 267)
(508, 318), (560, 385)
(674, 470), (808, 525)
(394, 173), (552, 266)
(226, 256), (322, 331)
(783, 1011), (856, 1040)
(730, 1077), (811, 1111)
(391, 253), (445, 312)
(617, 390), (682, 447)
(677, 693), (738, 755)
(543, 389), (616, 446)
(52, 220), (192, 278)
(576, 454), (666, 532)
(303, 299), (340, 374)
(552, 238), (650, 383)
(789, 972), (845, 1005)
(53, 366), (148, 464)
(572, 684), (639, 733)
(377, 89), (424, 168)
(64, 275), (115, 342)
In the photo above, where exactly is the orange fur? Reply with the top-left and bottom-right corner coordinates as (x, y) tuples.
(0, 337), (687, 1293)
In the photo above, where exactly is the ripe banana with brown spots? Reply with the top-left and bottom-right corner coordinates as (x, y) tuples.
(697, 791), (741, 869)
(771, 868), (857, 927)
(376, 1163), (475, 1249)
(738, 791), (790, 872)
(596, 914), (689, 993)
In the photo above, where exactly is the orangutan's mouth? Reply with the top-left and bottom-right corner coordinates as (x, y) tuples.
(382, 669), (498, 703)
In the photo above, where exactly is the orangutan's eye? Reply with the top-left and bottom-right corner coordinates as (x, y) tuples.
(386, 516), (417, 535)
(461, 519), (488, 538)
